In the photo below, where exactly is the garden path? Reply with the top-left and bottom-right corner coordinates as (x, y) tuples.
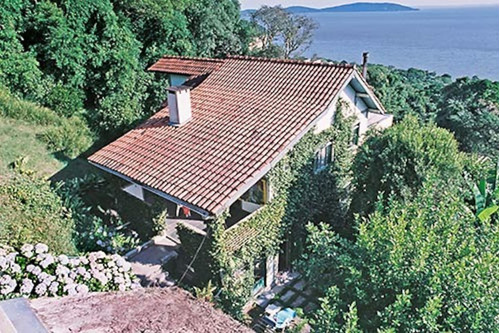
(126, 236), (178, 287)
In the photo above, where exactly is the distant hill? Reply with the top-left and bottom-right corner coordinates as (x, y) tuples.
(322, 2), (418, 12)
(241, 2), (418, 15)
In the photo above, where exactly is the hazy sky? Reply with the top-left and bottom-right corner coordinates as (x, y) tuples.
(239, 0), (499, 9)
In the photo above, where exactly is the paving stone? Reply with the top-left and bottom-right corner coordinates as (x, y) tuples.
(255, 291), (275, 308)
(270, 284), (286, 295)
(280, 290), (296, 303)
(292, 279), (307, 291)
(291, 296), (307, 308)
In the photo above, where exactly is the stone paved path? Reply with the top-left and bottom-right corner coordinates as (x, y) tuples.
(127, 237), (178, 287)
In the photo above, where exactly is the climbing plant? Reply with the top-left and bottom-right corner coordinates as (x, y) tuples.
(202, 101), (356, 318)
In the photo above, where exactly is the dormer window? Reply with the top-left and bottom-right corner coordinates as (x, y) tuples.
(314, 143), (333, 173)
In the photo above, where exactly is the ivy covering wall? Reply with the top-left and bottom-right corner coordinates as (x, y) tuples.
(185, 100), (356, 318)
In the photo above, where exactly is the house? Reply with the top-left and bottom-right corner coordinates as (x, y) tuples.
(88, 55), (392, 296)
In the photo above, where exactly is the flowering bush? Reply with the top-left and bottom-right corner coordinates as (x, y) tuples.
(0, 243), (140, 300)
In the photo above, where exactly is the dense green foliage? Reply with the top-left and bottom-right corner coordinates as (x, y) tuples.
(0, 0), (250, 136)
(350, 116), (468, 217)
(436, 77), (499, 159)
(300, 179), (498, 332)
(366, 66), (499, 159)
(0, 171), (76, 255)
(0, 87), (93, 158)
(207, 106), (354, 319)
(366, 65), (452, 122)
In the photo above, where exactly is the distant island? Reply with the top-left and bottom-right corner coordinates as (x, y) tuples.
(242, 2), (419, 15)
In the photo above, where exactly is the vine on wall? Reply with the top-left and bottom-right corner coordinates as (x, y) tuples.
(178, 100), (355, 318)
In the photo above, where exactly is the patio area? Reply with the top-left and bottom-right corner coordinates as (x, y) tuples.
(250, 272), (319, 332)
(126, 236), (178, 287)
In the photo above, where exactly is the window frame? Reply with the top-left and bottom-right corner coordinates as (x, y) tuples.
(351, 123), (361, 146)
(313, 142), (334, 173)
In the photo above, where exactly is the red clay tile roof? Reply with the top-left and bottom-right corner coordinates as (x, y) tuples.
(148, 55), (225, 77)
(89, 56), (356, 215)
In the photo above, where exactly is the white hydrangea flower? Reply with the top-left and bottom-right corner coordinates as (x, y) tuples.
(40, 254), (55, 268)
(1, 274), (12, 285)
(57, 255), (69, 265)
(34, 243), (48, 254)
(20, 278), (34, 295)
(32, 266), (42, 277)
(79, 257), (89, 265)
(0, 256), (8, 270)
(76, 284), (89, 294)
(69, 258), (80, 267)
(48, 281), (59, 294)
(114, 276), (124, 284)
(114, 257), (125, 268)
(20, 244), (34, 258)
(122, 261), (131, 272)
(34, 283), (47, 296)
(10, 263), (21, 274)
(55, 264), (70, 276)
(76, 267), (87, 276)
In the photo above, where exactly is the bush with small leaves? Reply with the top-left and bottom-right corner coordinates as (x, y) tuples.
(0, 243), (140, 300)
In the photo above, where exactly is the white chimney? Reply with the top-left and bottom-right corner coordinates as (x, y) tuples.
(167, 85), (192, 126)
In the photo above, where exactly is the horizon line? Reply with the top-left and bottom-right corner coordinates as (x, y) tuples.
(241, 3), (499, 10)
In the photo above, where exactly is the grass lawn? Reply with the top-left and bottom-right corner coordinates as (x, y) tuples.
(0, 117), (65, 179)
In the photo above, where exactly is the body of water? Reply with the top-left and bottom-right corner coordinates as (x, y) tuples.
(304, 6), (499, 80)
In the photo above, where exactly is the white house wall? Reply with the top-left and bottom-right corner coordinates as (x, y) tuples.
(314, 80), (370, 136)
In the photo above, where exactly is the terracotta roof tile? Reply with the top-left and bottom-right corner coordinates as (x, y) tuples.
(148, 55), (224, 77)
(89, 56), (355, 215)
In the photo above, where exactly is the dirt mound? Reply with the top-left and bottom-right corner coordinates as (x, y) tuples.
(31, 287), (251, 333)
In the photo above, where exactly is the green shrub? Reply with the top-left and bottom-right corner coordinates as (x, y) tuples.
(350, 116), (466, 217)
(300, 179), (499, 332)
(151, 207), (168, 236)
(436, 78), (499, 159)
(0, 87), (93, 158)
(38, 116), (93, 158)
(0, 243), (139, 300)
(0, 87), (60, 126)
(56, 175), (140, 254)
(0, 172), (76, 255)
(45, 84), (84, 117)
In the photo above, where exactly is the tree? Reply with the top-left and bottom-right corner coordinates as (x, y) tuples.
(299, 179), (499, 332)
(251, 6), (317, 58)
(436, 77), (499, 159)
(366, 65), (451, 122)
(281, 14), (317, 58)
(350, 116), (466, 217)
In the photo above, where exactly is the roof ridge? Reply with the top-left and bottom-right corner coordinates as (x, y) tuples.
(159, 55), (225, 63)
(227, 55), (355, 68)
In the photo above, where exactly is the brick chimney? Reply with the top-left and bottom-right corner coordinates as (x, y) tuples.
(167, 85), (192, 126)
(362, 52), (369, 79)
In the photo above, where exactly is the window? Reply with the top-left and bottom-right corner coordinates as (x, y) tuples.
(241, 179), (267, 204)
(352, 124), (361, 146)
(314, 143), (333, 173)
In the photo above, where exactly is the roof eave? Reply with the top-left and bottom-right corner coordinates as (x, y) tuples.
(352, 70), (387, 114)
(88, 161), (213, 218)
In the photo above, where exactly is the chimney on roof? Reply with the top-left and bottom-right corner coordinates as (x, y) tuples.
(362, 52), (369, 79)
(167, 85), (192, 126)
